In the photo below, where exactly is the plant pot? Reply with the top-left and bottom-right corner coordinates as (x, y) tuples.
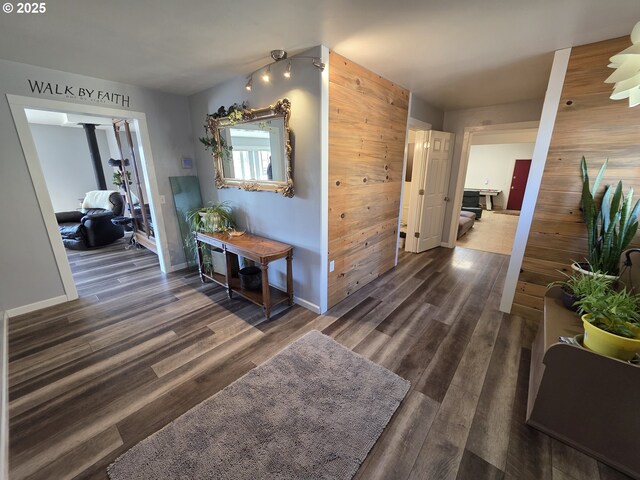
(199, 211), (223, 232)
(561, 288), (581, 312)
(571, 262), (619, 281)
(239, 266), (262, 291)
(582, 314), (640, 361)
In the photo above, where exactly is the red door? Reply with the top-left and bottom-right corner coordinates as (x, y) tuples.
(506, 159), (532, 210)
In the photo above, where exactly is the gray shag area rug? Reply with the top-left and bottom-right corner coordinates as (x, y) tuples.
(108, 330), (409, 480)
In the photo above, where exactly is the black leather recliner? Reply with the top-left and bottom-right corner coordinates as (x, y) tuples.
(461, 190), (483, 219)
(55, 191), (125, 250)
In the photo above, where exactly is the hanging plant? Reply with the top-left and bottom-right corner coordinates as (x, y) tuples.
(198, 102), (248, 155)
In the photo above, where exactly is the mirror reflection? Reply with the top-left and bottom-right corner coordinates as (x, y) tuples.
(219, 117), (286, 182)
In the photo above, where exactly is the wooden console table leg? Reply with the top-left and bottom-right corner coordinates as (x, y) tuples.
(261, 262), (271, 320)
(224, 250), (233, 299)
(194, 233), (205, 283)
(286, 251), (293, 306)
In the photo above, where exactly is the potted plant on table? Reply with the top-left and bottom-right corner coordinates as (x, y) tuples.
(547, 269), (614, 311)
(186, 201), (236, 275)
(575, 157), (640, 279)
(575, 287), (640, 360)
(187, 201), (236, 233)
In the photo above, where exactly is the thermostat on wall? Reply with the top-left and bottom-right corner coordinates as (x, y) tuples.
(181, 157), (193, 169)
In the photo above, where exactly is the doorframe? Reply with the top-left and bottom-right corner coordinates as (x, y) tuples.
(444, 120), (540, 249)
(404, 130), (430, 253)
(7, 94), (172, 306)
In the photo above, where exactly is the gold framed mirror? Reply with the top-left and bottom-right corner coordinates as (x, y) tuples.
(206, 98), (293, 197)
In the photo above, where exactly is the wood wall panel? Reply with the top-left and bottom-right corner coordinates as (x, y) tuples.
(328, 51), (409, 308)
(514, 36), (640, 319)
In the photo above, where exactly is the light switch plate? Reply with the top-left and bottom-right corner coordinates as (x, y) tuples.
(329, 260), (335, 272)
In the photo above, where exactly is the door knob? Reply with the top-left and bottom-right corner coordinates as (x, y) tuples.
(444, 196), (450, 201)
(511, 186), (515, 190)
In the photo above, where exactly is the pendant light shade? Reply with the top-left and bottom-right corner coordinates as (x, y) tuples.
(606, 21), (640, 107)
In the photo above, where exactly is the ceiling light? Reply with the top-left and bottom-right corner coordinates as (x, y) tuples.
(606, 21), (640, 107)
(248, 50), (325, 86)
(262, 65), (271, 83)
(271, 50), (288, 62)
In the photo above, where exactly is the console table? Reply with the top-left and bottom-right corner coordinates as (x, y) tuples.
(464, 188), (501, 210)
(527, 287), (640, 478)
(194, 231), (293, 320)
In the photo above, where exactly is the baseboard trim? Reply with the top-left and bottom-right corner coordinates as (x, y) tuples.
(1, 310), (8, 480)
(5, 294), (68, 318)
(167, 262), (190, 273)
(294, 296), (321, 314)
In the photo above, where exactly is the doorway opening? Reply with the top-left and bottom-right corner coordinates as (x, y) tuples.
(451, 123), (539, 257)
(401, 128), (455, 255)
(7, 94), (170, 305)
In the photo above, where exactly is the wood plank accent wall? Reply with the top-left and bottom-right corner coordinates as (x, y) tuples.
(328, 51), (409, 308)
(513, 36), (640, 320)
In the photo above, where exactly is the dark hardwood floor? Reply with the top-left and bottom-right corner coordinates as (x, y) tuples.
(8, 241), (632, 479)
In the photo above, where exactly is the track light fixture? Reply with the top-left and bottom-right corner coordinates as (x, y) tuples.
(247, 49), (325, 88)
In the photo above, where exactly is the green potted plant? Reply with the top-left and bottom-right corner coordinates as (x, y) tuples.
(575, 287), (640, 360)
(576, 157), (640, 278)
(113, 170), (132, 190)
(547, 269), (614, 311)
(185, 201), (236, 276)
(187, 201), (236, 233)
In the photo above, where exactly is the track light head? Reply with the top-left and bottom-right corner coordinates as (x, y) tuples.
(245, 76), (253, 91)
(284, 62), (292, 78)
(312, 58), (326, 72)
(261, 65), (271, 83)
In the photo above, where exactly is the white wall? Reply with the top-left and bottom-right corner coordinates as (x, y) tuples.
(0, 58), (195, 312)
(410, 95), (444, 130)
(188, 47), (325, 312)
(441, 98), (544, 243)
(464, 143), (535, 209)
(29, 124), (112, 211)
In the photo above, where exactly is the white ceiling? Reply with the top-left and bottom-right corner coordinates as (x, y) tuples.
(1, 0), (639, 111)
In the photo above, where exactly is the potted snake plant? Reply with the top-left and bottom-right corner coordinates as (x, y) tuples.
(574, 157), (640, 279)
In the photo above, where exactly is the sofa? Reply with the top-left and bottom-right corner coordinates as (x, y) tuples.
(56, 190), (125, 250)
(458, 210), (476, 238)
(461, 190), (483, 219)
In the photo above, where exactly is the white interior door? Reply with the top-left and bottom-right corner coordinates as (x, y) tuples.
(405, 130), (454, 253)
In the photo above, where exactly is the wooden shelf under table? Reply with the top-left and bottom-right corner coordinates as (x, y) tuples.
(195, 231), (294, 320)
(201, 272), (290, 310)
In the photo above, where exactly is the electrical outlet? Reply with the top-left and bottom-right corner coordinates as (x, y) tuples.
(329, 260), (335, 272)
(160, 195), (166, 204)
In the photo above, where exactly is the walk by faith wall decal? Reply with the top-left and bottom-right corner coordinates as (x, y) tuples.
(26, 79), (131, 107)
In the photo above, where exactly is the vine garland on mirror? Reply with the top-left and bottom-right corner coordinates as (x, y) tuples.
(201, 99), (294, 198)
